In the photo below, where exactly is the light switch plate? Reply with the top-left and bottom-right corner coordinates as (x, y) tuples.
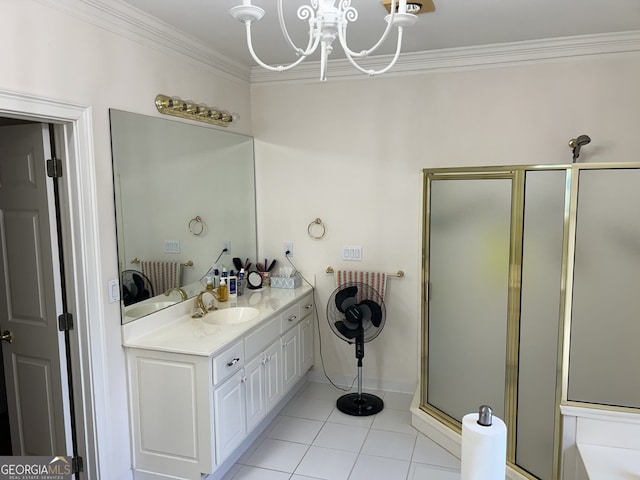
(342, 245), (363, 261)
(164, 239), (181, 254)
(108, 279), (120, 303)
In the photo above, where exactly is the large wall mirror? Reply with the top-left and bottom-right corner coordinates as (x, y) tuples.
(110, 110), (257, 324)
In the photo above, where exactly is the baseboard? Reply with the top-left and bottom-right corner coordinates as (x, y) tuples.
(306, 367), (417, 395)
(410, 388), (529, 480)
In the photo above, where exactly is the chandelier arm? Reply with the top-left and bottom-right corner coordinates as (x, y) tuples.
(276, 0), (318, 57)
(243, 21), (311, 72)
(338, 0), (397, 59)
(342, 27), (405, 77)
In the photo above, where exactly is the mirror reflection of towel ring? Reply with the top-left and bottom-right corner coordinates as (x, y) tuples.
(307, 218), (326, 240)
(188, 216), (205, 236)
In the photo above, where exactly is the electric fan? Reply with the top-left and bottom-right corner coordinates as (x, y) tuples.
(121, 269), (154, 306)
(327, 282), (386, 416)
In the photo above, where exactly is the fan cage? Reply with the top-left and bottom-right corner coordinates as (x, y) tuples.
(327, 282), (386, 343)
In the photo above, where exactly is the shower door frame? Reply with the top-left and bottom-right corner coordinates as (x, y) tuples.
(421, 161), (640, 480)
(420, 164), (572, 480)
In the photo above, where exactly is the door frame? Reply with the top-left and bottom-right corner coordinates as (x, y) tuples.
(0, 88), (108, 479)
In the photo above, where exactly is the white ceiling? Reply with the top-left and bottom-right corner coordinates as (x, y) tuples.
(120, 0), (640, 68)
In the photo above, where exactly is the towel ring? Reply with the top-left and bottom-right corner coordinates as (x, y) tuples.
(188, 216), (205, 236)
(308, 218), (326, 240)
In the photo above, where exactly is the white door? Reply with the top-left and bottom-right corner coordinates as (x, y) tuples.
(213, 370), (246, 465)
(299, 316), (314, 374)
(244, 354), (266, 432)
(0, 123), (69, 455)
(263, 340), (282, 412)
(281, 328), (299, 393)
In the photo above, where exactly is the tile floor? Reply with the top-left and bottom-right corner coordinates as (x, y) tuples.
(221, 381), (461, 480)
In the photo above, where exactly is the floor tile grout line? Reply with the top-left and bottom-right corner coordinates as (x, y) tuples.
(228, 382), (458, 480)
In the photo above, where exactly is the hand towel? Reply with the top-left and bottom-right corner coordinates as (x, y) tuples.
(140, 260), (182, 295)
(335, 270), (387, 300)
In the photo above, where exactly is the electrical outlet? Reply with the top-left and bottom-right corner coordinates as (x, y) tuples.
(223, 240), (231, 254)
(284, 242), (293, 256)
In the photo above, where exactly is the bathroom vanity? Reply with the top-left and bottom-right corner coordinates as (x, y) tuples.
(122, 285), (314, 480)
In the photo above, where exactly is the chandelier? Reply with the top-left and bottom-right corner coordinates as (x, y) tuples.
(230, 0), (419, 81)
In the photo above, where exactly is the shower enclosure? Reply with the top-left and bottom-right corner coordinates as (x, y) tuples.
(420, 164), (640, 480)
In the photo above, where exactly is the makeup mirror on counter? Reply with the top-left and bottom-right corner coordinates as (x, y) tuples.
(109, 109), (257, 324)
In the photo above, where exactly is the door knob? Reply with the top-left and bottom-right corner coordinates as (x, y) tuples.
(1, 330), (13, 343)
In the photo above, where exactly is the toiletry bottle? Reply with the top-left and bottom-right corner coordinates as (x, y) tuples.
(213, 268), (220, 288)
(228, 275), (238, 298)
(217, 278), (229, 302)
(221, 267), (228, 279)
(238, 268), (245, 296)
(206, 278), (214, 291)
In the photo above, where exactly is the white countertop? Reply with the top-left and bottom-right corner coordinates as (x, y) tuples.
(578, 443), (640, 480)
(122, 285), (313, 357)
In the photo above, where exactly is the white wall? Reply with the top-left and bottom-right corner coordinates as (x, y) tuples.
(1, 2), (251, 479)
(251, 52), (640, 392)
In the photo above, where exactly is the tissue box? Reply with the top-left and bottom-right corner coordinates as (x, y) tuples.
(270, 275), (302, 289)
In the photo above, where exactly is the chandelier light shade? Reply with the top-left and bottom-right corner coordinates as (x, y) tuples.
(230, 0), (419, 81)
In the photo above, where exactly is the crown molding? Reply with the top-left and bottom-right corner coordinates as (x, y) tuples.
(33, 0), (640, 86)
(36, 0), (251, 83)
(250, 30), (640, 84)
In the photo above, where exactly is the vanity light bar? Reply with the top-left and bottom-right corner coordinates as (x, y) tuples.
(155, 94), (236, 127)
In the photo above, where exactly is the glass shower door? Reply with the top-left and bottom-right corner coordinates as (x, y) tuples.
(426, 175), (513, 423)
(422, 167), (568, 480)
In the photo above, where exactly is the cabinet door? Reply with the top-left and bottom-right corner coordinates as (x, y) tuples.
(213, 370), (246, 465)
(244, 355), (266, 432)
(264, 340), (282, 412)
(299, 316), (314, 374)
(282, 327), (299, 393)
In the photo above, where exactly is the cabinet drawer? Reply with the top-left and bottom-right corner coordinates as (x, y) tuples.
(280, 303), (301, 332)
(245, 316), (281, 360)
(299, 294), (314, 320)
(212, 340), (244, 386)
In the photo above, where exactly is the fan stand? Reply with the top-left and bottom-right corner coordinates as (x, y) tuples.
(336, 334), (384, 416)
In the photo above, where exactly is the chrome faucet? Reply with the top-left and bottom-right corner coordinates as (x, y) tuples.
(164, 287), (188, 301)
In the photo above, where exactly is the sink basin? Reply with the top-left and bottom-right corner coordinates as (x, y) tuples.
(125, 301), (177, 318)
(204, 307), (259, 325)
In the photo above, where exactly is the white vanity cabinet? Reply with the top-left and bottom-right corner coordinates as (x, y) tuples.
(125, 287), (315, 480)
(127, 349), (213, 480)
(281, 295), (314, 393)
(244, 339), (281, 432)
(300, 314), (314, 373)
(212, 369), (246, 465)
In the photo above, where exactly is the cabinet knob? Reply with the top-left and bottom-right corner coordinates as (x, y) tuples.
(241, 376), (247, 383)
(305, 304), (313, 310)
(288, 315), (297, 322)
(226, 357), (240, 367)
(261, 358), (268, 365)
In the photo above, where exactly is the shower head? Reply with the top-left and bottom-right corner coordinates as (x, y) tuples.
(569, 134), (591, 162)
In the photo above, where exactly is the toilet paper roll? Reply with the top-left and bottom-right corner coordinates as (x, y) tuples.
(461, 412), (507, 480)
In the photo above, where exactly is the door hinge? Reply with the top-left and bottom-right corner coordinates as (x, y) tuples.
(58, 312), (74, 331)
(72, 456), (84, 474)
(47, 157), (63, 178)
